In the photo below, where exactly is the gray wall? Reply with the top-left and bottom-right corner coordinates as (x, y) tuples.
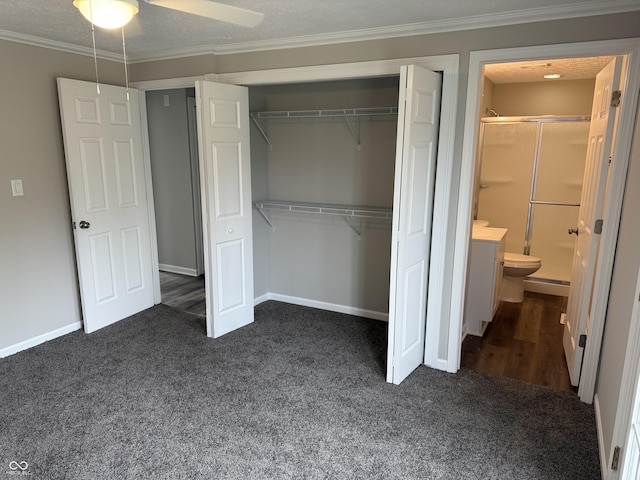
(0, 40), (126, 352)
(146, 88), (199, 274)
(596, 105), (640, 466)
(249, 78), (399, 314)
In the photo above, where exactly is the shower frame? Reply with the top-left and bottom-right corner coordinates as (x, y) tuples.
(476, 115), (591, 284)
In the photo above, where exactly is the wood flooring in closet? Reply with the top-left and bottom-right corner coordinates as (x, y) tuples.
(160, 271), (206, 317)
(461, 291), (575, 392)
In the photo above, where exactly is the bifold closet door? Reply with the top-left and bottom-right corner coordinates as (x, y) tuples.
(387, 65), (442, 385)
(196, 80), (254, 338)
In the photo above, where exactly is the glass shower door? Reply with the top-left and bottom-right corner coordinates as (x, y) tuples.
(529, 121), (590, 282)
(476, 122), (538, 254)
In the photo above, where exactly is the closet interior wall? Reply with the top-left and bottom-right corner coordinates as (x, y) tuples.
(249, 77), (400, 317)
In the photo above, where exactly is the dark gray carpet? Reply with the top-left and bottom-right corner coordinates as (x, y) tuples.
(1, 302), (600, 479)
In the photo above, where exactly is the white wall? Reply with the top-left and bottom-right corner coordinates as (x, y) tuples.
(146, 88), (199, 275)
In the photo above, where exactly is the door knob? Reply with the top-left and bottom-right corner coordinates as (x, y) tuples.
(568, 227), (579, 236)
(79, 220), (91, 229)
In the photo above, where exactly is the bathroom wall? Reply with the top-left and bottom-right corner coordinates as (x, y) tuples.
(491, 79), (595, 116)
(477, 78), (594, 283)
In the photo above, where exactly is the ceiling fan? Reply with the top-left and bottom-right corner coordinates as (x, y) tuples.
(73, 0), (265, 30)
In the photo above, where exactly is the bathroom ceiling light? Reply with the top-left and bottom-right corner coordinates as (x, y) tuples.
(543, 73), (562, 79)
(73, 0), (139, 29)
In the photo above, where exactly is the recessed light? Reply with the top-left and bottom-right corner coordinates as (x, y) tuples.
(544, 73), (562, 79)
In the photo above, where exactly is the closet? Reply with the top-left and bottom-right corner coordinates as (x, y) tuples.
(248, 78), (400, 318)
(198, 65), (442, 384)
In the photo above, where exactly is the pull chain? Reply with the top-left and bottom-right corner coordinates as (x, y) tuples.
(88, 0), (100, 94)
(121, 27), (130, 101)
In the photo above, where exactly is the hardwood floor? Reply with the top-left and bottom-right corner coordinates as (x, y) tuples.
(159, 271), (206, 317)
(461, 291), (575, 392)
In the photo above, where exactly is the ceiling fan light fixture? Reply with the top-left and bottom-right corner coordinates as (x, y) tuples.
(73, 0), (139, 29)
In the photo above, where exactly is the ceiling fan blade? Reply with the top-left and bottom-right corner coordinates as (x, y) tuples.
(144, 0), (265, 27)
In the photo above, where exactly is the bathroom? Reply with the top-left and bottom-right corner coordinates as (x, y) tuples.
(462, 56), (614, 389)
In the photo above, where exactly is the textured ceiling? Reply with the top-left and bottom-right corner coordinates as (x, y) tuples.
(0, 0), (639, 62)
(485, 56), (615, 84)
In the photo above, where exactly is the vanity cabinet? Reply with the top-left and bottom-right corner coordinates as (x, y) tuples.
(465, 227), (507, 337)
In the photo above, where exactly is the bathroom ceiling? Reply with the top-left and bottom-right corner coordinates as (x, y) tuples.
(0, 0), (639, 62)
(484, 56), (616, 84)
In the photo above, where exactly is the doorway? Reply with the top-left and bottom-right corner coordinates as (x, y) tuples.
(145, 88), (206, 317)
(461, 56), (609, 391)
(454, 39), (640, 403)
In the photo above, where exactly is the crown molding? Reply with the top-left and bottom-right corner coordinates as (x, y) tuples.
(2, 1), (640, 63)
(0, 29), (122, 61)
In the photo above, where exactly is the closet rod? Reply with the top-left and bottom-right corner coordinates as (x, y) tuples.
(253, 200), (392, 236)
(251, 107), (398, 119)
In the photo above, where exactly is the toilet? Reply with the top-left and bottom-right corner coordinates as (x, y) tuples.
(473, 219), (542, 303)
(501, 253), (542, 303)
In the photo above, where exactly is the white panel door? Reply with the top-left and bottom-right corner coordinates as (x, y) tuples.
(563, 57), (622, 385)
(196, 81), (254, 338)
(387, 65), (442, 385)
(57, 78), (155, 333)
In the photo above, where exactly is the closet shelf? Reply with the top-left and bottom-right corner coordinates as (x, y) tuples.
(251, 107), (398, 119)
(249, 107), (398, 150)
(253, 200), (392, 237)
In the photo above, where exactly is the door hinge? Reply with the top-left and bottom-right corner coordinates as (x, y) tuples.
(611, 445), (621, 471)
(594, 219), (603, 235)
(611, 90), (622, 108)
(579, 334), (587, 348)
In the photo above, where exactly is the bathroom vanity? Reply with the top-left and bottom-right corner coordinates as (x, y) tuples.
(465, 227), (507, 337)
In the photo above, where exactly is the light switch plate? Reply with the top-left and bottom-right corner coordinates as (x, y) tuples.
(11, 179), (24, 196)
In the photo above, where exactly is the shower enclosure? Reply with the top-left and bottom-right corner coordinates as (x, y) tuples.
(475, 116), (590, 284)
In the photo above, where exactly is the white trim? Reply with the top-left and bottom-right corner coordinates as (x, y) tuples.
(524, 279), (570, 297)
(211, 55), (458, 86)
(454, 38), (640, 401)
(138, 92), (162, 305)
(254, 293), (270, 306)
(131, 76), (204, 91)
(595, 393), (609, 479)
(186, 96), (205, 277)
(158, 264), (199, 277)
(0, 322), (82, 359)
(266, 293), (388, 322)
(0, 29), (123, 61)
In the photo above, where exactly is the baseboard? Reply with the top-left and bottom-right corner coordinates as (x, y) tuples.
(0, 321), (82, 359)
(524, 279), (570, 297)
(159, 264), (198, 277)
(594, 393), (608, 480)
(254, 292), (270, 306)
(265, 293), (388, 322)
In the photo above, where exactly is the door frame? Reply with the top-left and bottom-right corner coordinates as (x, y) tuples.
(133, 54), (460, 372)
(454, 38), (640, 403)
